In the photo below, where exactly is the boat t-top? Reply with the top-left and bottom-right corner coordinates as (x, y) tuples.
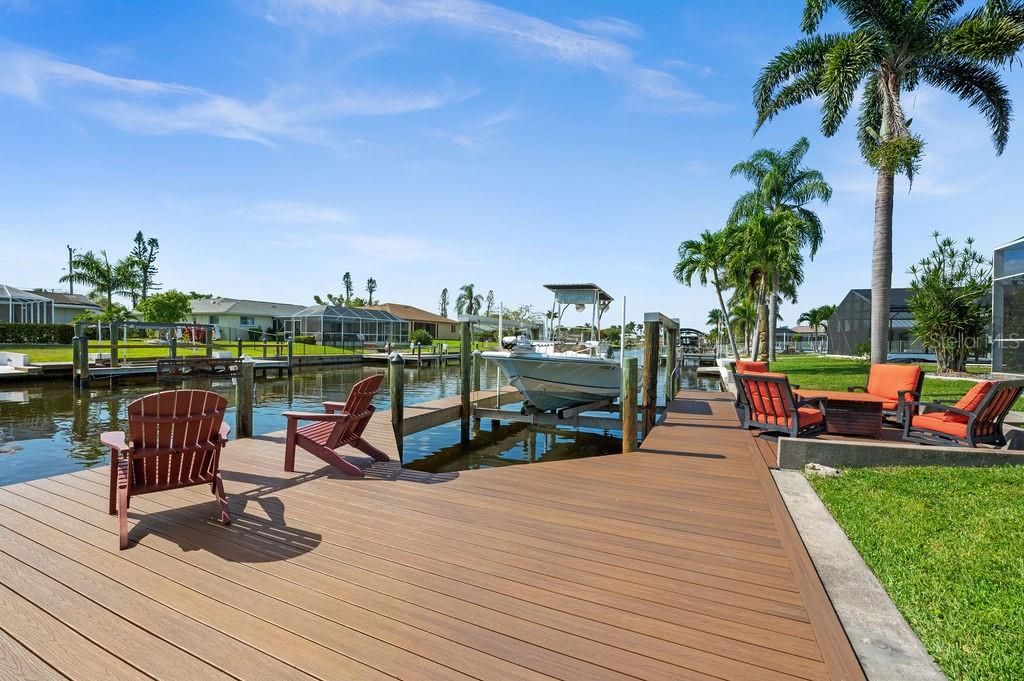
(483, 284), (621, 413)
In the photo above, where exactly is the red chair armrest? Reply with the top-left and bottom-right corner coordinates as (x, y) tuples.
(322, 401), (347, 413)
(896, 389), (919, 402)
(282, 411), (351, 422)
(908, 401), (973, 417)
(100, 431), (129, 453)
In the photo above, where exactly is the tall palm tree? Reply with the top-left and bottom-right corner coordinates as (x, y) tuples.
(455, 283), (484, 315)
(730, 137), (831, 360)
(673, 229), (741, 359)
(797, 304), (838, 353)
(729, 297), (758, 356)
(755, 1), (1024, 363)
(58, 250), (139, 314)
(728, 213), (804, 360)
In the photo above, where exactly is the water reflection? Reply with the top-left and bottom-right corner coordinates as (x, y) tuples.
(0, 358), (719, 486)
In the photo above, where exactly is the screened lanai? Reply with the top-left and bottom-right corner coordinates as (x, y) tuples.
(0, 284), (54, 324)
(286, 305), (409, 346)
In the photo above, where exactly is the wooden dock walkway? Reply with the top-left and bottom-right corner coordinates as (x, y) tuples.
(0, 390), (864, 680)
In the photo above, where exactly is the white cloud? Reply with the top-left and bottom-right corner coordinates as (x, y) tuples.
(240, 201), (352, 224)
(262, 0), (724, 114)
(662, 59), (713, 78)
(569, 16), (644, 41)
(0, 42), (468, 144)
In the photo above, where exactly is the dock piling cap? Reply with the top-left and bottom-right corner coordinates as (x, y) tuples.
(389, 351), (404, 363)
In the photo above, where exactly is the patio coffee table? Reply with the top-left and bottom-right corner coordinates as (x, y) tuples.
(793, 389), (886, 438)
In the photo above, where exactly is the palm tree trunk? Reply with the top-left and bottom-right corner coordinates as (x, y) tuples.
(750, 314), (760, 360)
(871, 169), (895, 365)
(756, 296), (770, 361)
(768, 273), (780, 362)
(713, 277), (740, 360)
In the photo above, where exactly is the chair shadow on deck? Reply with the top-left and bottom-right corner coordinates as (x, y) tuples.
(124, 491), (324, 563)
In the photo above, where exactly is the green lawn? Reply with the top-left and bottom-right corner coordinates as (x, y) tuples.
(2, 339), (496, 363)
(810, 467), (1024, 681)
(768, 355), (1014, 409)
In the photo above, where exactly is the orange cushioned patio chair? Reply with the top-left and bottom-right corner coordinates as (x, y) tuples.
(101, 390), (231, 550)
(848, 363), (924, 424)
(731, 360), (769, 420)
(903, 379), (1024, 447)
(736, 372), (827, 438)
(284, 374), (390, 476)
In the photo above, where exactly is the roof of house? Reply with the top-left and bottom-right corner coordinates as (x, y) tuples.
(789, 324), (825, 335)
(189, 297), (305, 317)
(847, 288), (913, 310)
(364, 303), (454, 325)
(0, 284), (50, 303)
(31, 290), (101, 308)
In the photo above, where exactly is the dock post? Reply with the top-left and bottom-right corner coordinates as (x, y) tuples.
(665, 327), (678, 403)
(71, 334), (80, 389)
(235, 361), (254, 439)
(78, 336), (90, 389)
(109, 322), (119, 366)
(169, 336), (177, 359)
(237, 338), (243, 358)
(389, 352), (405, 461)
(472, 350), (482, 424)
(460, 321), (472, 444)
(205, 328), (213, 358)
(621, 357), (638, 452)
(641, 320), (660, 440)
(287, 338), (294, 373)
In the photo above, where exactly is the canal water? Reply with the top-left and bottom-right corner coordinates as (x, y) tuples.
(0, 358), (720, 485)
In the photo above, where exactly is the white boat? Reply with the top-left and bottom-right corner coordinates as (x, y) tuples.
(483, 284), (621, 413)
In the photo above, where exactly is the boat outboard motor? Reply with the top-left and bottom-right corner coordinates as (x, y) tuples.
(501, 335), (520, 350)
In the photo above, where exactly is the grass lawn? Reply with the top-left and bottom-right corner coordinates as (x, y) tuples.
(810, 467), (1024, 681)
(768, 355), (1020, 409)
(2, 339), (496, 363)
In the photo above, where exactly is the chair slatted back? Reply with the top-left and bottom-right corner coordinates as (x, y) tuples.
(737, 373), (795, 427)
(972, 380), (1024, 438)
(127, 390), (228, 490)
(325, 374), (383, 449)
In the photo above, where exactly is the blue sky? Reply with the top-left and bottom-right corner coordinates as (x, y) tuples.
(2, 0), (1022, 330)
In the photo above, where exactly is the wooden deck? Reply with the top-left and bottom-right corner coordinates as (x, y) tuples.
(0, 390), (865, 680)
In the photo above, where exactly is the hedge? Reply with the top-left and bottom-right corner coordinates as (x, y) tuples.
(0, 323), (75, 344)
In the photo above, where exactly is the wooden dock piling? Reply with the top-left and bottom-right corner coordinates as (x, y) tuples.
(235, 361), (254, 438)
(641, 320), (659, 439)
(621, 356), (638, 452)
(389, 352), (405, 460)
(460, 322), (472, 444)
(665, 326), (678, 402)
(109, 322), (120, 365)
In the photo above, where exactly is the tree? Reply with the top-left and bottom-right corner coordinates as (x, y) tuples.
(909, 232), (991, 372)
(601, 325), (622, 345)
(365, 277), (378, 306)
(455, 283), (484, 315)
(313, 295), (326, 305)
(326, 293), (342, 306)
(797, 304), (837, 353)
(439, 288), (449, 317)
(136, 289), (192, 324)
(129, 231), (161, 306)
(502, 304), (541, 328)
(410, 328), (434, 346)
(58, 250), (140, 315)
(730, 297), (758, 355)
(674, 229), (741, 360)
(756, 1), (1024, 363)
(342, 272), (353, 305)
(485, 290), (495, 316)
(349, 296), (367, 307)
(730, 137), (831, 360)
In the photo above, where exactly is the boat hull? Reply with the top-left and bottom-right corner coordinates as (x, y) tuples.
(483, 353), (621, 412)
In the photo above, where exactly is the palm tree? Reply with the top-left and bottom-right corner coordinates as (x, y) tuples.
(674, 230), (741, 359)
(455, 283), (484, 315)
(730, 137), (831, 360)
(728, 213), (804, 360)
(729, 297), (758, 356)
(58, 250), (140, 314)
(797, 304), (837, 353)
(365, 277), (378, 306)
(755, 1), (1024, 364)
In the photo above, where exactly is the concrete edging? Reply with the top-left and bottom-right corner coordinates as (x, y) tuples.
(772, 470), (947, 681)
(777, 436), (1024, 470)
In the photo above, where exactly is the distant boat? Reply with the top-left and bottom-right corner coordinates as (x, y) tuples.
(483, 284), (621, 413)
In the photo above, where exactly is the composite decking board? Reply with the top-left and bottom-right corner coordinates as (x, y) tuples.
(17, 476), (820, 681)
(0, 627), (66, 681)
(0, 389), (865, 681)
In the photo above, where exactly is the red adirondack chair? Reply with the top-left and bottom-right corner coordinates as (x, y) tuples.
(101, 390), (231, 550)
(736, 372), (827, 438)
(283, 374), (390, 476)
(903, 379), (1024, 447)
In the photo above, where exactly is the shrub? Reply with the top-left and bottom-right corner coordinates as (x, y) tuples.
(410, 329), (434, 346)
(0, 323), (75, 344)
(293, 335), (316, 345)
(248, 326), (263, 341)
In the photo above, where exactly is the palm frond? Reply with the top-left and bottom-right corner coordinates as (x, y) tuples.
(802, 0), (834, 33)
(754, 34), (838, 129)
(920, 57), (1012, 152)
(821, 30), (880, 136)
(942, 4), (1024, 65)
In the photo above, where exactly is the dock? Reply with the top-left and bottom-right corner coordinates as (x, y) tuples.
(0, 389), (864, 680)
